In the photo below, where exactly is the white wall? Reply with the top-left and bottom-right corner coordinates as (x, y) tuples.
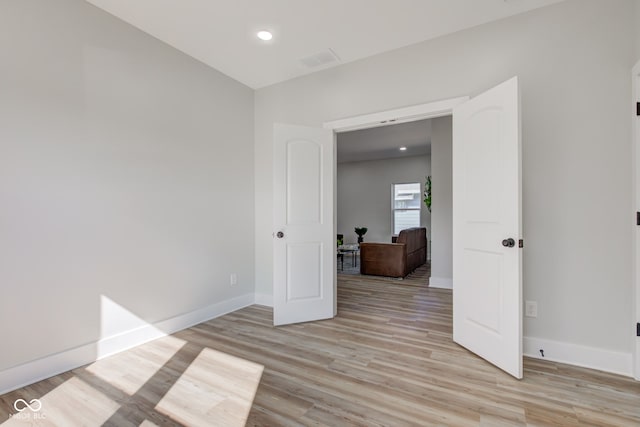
(429, 117), (453, 288)
(0, 0), (254, 379)
(337, 155), (430, 246)
(255, 0), (636, 364)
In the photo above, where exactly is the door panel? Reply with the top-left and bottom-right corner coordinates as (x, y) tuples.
(287, 141), (322, 224)
(286, 243), (322, 301)
(452, 77), (523, 378)
(273, 124), (334, 326)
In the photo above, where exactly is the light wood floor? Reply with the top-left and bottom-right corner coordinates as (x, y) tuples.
(2, 265), (639, 426)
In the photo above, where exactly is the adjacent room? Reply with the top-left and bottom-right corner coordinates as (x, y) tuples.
(1, 0), (640, 425)
(336, 119), (435, 278)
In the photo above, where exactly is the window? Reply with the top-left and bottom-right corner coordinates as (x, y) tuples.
(392, 182), (421, 235)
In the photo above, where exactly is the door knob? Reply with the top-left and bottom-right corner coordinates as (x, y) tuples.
(502, 238), (515, 248)
(276, 231), (284, 238)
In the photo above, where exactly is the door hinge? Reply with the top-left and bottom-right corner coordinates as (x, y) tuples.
(637, 102), (640, 116)
(637, 212), (640, 226)
(518, 239), (524, 248)
(637, 322), (640, 337)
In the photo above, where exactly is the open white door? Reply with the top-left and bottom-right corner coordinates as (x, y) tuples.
(452, 77), (523, 378)
(273, 123), (335, 326)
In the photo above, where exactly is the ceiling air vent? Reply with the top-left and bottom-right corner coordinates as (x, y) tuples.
(299, 48), (340, 69)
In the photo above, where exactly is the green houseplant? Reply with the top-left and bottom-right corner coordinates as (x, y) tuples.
(354, 227), (368, 244)
(423, 175), (432, 212)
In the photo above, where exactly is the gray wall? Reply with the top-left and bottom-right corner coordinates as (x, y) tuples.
(255, 0), (636, 355)
(0, 0), (254, 372)
(636, 0), (640, 62)
(430, 117), (453, 285)
(337, 155), (431, 246)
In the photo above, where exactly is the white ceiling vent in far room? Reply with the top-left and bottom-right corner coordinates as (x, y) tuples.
(299, 49), (340, 69)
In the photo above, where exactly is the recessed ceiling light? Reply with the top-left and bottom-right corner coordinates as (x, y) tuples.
(257, 30), (273, 41)
(399, 146), (407, 151)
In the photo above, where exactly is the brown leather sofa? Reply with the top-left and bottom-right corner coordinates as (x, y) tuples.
(359, 227), (427, 278)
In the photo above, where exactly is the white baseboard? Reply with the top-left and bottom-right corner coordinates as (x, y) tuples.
(254, 293), (274, 307)
(524, 336), (633, 377)
(4, 293), (633, 396)
(0, 293), (255, 395)
(429, 277), (453, 289)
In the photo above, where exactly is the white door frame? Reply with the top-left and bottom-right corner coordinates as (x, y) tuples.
(632, 59), (640, 381)
(324, 97), (468, 133)
(322, 95), (469, 309)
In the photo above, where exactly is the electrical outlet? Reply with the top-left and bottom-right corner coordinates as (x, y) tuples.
(230, 273), (237, 286)
(525, 300), (537, 318)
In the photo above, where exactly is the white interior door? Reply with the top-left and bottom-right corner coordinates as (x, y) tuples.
(273, 123), (335, 326)
(452, 77), (523, 378)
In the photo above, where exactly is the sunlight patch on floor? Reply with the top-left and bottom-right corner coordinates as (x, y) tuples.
(154, 348), (264, 427)
(1, 377), (119, 426)
(86, 335), (186, 396)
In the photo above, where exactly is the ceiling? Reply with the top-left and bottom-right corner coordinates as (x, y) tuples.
(337, 119), (431, 164)
(85, 0), (564, 89)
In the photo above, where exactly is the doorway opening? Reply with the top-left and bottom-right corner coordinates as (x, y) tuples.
(326, 98), (465, 285)
(335, 119), (432, 277)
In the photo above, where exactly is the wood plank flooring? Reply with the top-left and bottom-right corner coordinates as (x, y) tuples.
(1, 264), (639, 426)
